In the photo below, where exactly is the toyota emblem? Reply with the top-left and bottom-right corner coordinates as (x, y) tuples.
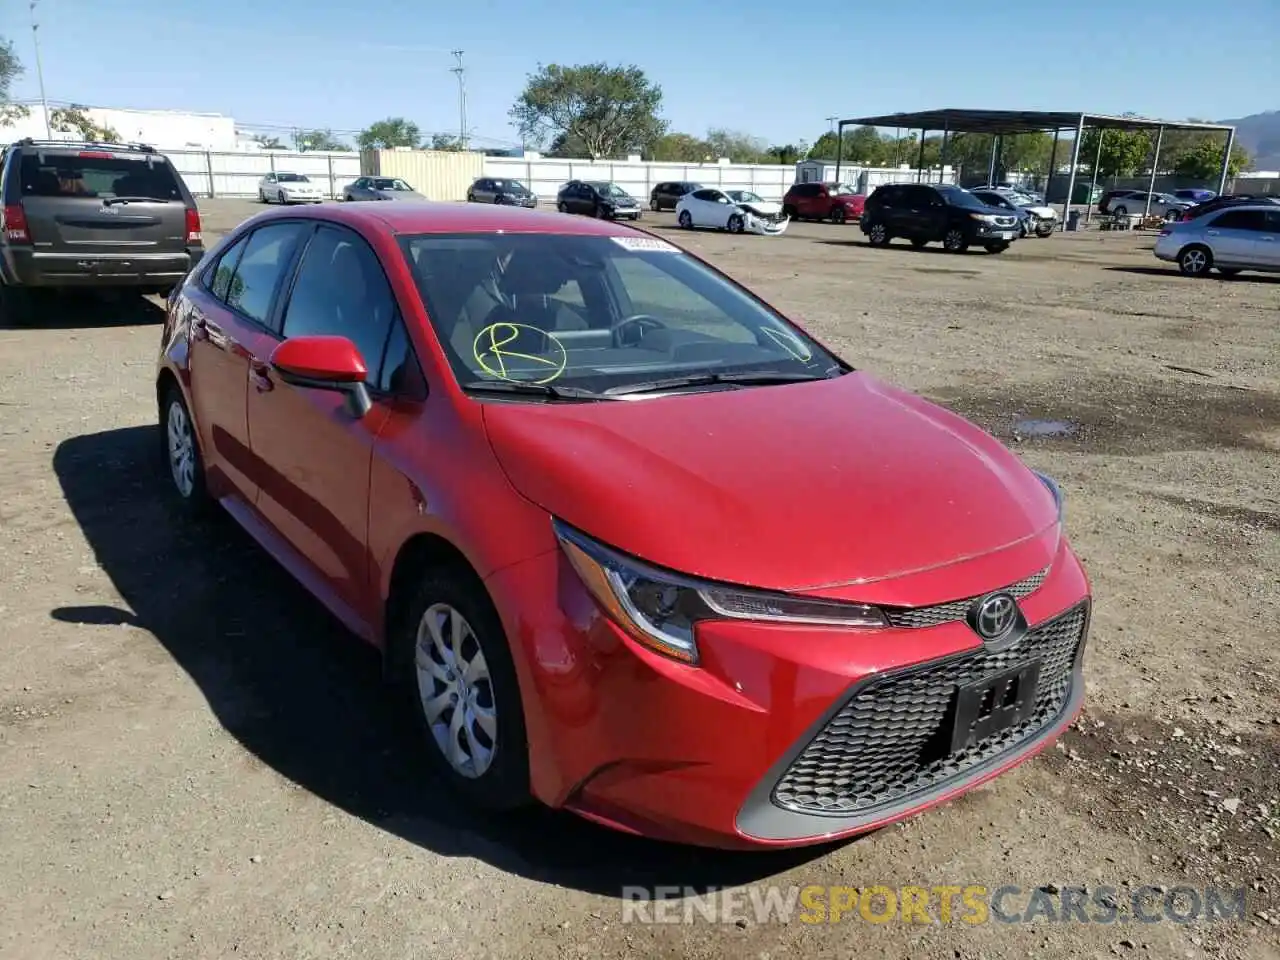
(972, 592), (1017, 641)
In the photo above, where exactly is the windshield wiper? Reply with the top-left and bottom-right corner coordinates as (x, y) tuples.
(462, 380), (614, 402)
(102, 196), (162, 205)
(602, 367), (844, 397)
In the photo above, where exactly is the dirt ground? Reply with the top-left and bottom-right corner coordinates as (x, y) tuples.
(1, 198), (1277, 960)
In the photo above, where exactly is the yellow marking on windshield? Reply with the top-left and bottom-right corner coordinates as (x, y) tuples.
(473, 322), (568, 385)
(762, 327), (813, 362)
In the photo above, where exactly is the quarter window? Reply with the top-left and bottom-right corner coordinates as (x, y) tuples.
(222, 222), (307, 325)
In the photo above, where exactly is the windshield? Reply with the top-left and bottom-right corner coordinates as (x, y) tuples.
(727, 190), (764, 203)
(496, 179), (530, 194)
(372, 178), (411, 190)
(277, 173), (309, 183)
(829, 183), (859, 196)
(590, 182), (630, 199)
(400, 233), (841, 397)
(936, 184), (988, 210)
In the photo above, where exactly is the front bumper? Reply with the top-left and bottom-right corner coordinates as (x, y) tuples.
(744, 212), (790, 235)
(483, 537), (1091, 849)
(607, 207), (642, 220)
(973, 221), (1020, 241)
(3, 248), (203, 288)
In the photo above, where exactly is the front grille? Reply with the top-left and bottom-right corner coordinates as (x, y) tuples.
(771, 602), (1087, 816)
(883, 567), (1048, 628)
(994, 216), (1017, 227)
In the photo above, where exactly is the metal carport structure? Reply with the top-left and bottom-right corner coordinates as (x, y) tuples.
(834, 109), (1236, 229)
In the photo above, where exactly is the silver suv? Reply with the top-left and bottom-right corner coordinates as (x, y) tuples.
(0, 138), (204, 325)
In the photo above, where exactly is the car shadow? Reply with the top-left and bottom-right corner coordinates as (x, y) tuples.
(813, 239), (1001, 255)
(51, 425), (840, 896)
(0, 289), (165, 330)
(1104, 265), (1280, 283)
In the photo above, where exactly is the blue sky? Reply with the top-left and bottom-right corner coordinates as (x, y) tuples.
(6, 0), (1278, 149)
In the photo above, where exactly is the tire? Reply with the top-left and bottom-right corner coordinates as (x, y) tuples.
(942, 228), (970, 253)
(650, 199), (659, 212)
(678, 210), (693, 229)
(160, 384), (212, 516)
(0, 282), (44, 326)
(1113, 205), (1128, 216)
(392, 567), (531, 811)
(556, 201), (568, 214)
(277, 189), (288, 205)
(1035, 221), (1055, 238)
(829, 206), (847, 224)
(727, 213), (744, 233)
(594, 205), (608, 219)
(866, 221), (891, 247)
(984, 242), (1010, 254)
(258, 189), (267, 203)
(910, 238), (928, 249)
(1178, 245), (1212, 276)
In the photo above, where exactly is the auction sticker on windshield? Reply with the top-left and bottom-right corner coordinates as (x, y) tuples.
(610, 236), (680, 253)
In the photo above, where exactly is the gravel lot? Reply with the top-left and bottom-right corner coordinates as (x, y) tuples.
(1, 198), (1277, 960)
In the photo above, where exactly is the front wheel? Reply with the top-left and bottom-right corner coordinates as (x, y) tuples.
(942, 228), (970, 253)
(678, 210), (693, 229)
(866, 221), (891, 246)
(650, 199), (659, 212)
(258, 189), (267, 203)
(1035, 221), (1055, 238)
(1112, 205), (1128, 217)
(556, 201), (568, 214)
(1178, 245), (1212, 276)
(393, 569), (531, 811)
(277, 190), (288, 205)
(727, 213), (744, 233)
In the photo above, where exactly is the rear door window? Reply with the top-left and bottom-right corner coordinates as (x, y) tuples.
(1211, 210), (1267, 231)
(18, 153), (182, 201)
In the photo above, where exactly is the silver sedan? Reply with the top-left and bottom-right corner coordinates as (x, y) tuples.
(1154, 204), (1280, 277)
(342, 176), (427, 201)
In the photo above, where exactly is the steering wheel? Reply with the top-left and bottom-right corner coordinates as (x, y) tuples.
(611, 313), (667, 347)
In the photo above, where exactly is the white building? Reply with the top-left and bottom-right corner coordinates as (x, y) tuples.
(0, 102), (238, 150)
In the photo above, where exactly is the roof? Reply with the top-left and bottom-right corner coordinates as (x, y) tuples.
(250, 200), (650, 237)
(840, 109), (1234, 135)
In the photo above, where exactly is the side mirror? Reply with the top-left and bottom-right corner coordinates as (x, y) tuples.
(270, 335), (372, 418)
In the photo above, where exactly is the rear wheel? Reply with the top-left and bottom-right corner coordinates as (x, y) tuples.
(1178, 244), (1212, 276)
(942, 228), (970, 253)
(392, 568), (531, 811)
(160, 385), (211, 516)
(829, 206), (847, 224)
(1113, 205), (1128, 217)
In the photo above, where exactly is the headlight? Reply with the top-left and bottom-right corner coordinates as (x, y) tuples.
(1033, 471), (1065, 523)
(969, 213), (998, 222)
(553, 520), (886, 665)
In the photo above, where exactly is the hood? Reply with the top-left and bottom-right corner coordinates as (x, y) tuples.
(739, 200), (783, 216)
(376, 190), (427, 200)
(605, 195), (637, 206)
(1025, 205), (1056, 218)
(481, 372), (1059, 593)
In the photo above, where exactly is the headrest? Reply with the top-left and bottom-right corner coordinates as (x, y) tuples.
(497, 250), (572, 298)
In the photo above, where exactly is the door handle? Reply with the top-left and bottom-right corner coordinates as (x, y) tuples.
(249, 360), (274, 392)
(1207, 230), (1219, 236)
(1261, 236), (1276, 241)
(191, 311), (209, 340)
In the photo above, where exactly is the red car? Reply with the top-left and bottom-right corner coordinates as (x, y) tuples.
(781, 182), (866, 223)
(156, 202), (1091, 850)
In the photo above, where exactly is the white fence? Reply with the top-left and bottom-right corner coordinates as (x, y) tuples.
(159, 147), (955, 203)
(164, 149), (362, 199)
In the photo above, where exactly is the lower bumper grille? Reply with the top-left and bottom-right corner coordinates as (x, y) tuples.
(772, 602), (1088, 816)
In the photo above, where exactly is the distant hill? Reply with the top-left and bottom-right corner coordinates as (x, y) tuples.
(1220, 110), (1280, 170)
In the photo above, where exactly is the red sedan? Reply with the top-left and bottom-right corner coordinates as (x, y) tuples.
(155, 201), (1091, 850)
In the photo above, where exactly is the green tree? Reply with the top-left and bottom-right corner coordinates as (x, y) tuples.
(704, 128), (768, 163)
(808, 126), (892, 165)
(357, 117), (421, 150)
(295, 128), (349, 151)
(1078, 127), (1153, 176)
(252, 133), (286, 150)
(427, 133), (462, 151)
(1169, 137), (1251, 179)
(0, 37), (27, 124)
(510, 63), (665, 160)
(50, 104), (120, 142)
(647, 132), (712, 162)
(766, 143), (802, 165)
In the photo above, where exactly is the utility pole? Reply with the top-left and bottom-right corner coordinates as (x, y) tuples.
(29, 0), (51, 138)
(825, 116), (837, 133)
(451, 50), (468, 151)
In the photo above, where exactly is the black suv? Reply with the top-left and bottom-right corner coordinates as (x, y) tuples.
(555, 180), (642, 220)
(860, 183), (1020, 253)
(649, 181), (703, 211)
(0, 138), (204, 324)
(466, 177), (537, 207)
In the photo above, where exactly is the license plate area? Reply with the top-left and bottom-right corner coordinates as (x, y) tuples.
(949, 659), (1042, 754)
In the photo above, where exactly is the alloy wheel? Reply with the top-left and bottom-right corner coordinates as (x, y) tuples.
(1180, 248), (1209, 275)
(166, 399), (196, 498)
(414, 603), (497, 779)
(869, 223), (887, 245)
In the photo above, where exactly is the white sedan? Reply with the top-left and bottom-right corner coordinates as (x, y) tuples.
(258, 172), (325, 204)
(675, 188), (789, 235)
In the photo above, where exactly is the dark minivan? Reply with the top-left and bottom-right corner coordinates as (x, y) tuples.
(0, 138), (203, 324)
(466, 177), (537, 207)
(859, 183), (1020, 253)
(649, 181), (703, 211)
